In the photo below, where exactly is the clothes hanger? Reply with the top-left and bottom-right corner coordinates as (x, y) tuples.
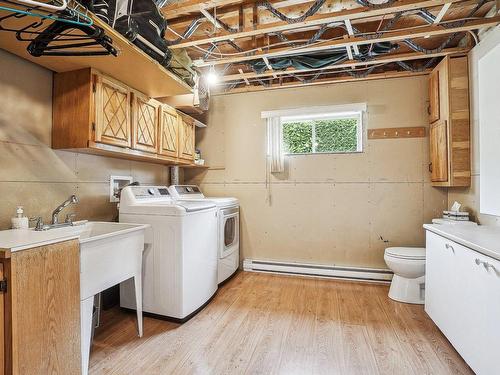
(0, 0), (93, 26)
(14, 0), (67, 12)
(27, 20), (117, 56)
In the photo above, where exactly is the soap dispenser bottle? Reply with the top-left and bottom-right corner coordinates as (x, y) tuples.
(11, 206), (29, 229)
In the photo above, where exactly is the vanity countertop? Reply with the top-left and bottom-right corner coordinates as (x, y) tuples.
(424, 224), (500, 261)
(0, 228), (80, 254)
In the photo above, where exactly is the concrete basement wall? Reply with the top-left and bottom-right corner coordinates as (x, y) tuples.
(447, 25), (500, 227)
(185, 76), (448, 269)
(0, 49), (169, 229)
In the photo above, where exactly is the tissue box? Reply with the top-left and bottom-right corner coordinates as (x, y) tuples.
(443, 210), (470, 221)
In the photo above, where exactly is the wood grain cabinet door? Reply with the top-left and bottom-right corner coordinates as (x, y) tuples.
(94, 75), (132, 148)
(132, 94), (160, 153)
(178, 116), (195, 161)
(11, 240), (81, 375)
(158, 105), (179, 158)
(429, 69), (440, 123)
(430, 119), (448, 182)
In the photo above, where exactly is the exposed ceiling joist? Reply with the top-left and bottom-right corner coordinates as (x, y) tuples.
(219, 47), (468, 82)
(215, 69), (431, 94)
(194, 16), (500, 66)
(169, 0), (464, 49)
(162, 0), (317, 19)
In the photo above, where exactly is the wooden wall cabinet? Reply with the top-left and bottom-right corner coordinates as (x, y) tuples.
(132, 93), (160, 153)
(428, 55), (470, 187)
(158, 105), (180, 158)
(94, 74), (132, 148)
(0, 240), (81, 375)
(53, 68), (196, 166)
(178, 114), (196, 161)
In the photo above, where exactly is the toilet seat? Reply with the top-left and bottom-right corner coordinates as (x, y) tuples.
(385, 247), (426, 260)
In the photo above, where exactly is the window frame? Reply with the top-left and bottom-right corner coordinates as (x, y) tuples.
(280, 110), (364, 155)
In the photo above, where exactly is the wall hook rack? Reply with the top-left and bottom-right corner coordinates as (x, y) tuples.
(368, 126), (426, 140)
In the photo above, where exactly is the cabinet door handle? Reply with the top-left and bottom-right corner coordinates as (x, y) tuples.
(483, 262), (497, 272)
(445, 243), (455, 252)
(428, 162), (433, 173)
(475, 259), (498, 272)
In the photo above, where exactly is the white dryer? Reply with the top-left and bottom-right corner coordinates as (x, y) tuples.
(169, 185), (240, 284)
(119, 185), (218, 321)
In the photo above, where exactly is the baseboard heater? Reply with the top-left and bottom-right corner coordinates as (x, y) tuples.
(243, 259), (393, 283)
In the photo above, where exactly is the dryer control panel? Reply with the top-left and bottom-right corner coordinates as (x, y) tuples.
(169, 185), (205, 199)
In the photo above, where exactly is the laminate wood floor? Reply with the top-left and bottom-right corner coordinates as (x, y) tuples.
(90, 272), (472, 375)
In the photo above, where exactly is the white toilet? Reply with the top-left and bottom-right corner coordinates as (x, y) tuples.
(385, 218), (478, 304)
(384, 247), (426, 304)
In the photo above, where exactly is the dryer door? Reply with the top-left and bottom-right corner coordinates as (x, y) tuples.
(220, 207), (239, 258)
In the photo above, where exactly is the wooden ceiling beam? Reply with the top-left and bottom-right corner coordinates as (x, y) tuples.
(194, 15), (500, 66)
(214, 69), (431, 94)
(169, 0), (465, 49)
(162, 0), (316, 20)
(219, 47), (468, 81)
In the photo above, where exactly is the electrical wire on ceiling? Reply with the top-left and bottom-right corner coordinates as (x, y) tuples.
(255, 0), (326, 24)
(221, 62), (389, 89)
(164, 0), (403, 45)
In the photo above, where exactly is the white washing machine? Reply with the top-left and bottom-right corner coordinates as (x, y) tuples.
(169, 185), (240, 284)
(119, 185), (218, 321)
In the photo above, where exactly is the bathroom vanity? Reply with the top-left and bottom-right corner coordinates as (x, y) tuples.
(424, 224), (500, 375)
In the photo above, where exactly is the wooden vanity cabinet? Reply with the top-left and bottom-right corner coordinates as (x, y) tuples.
(0, 240), (81, 375)
(53, 68), (196, 166)
(428, 55), (470, 187)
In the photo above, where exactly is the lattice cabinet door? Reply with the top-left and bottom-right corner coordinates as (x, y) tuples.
(158, 105), (179, 158)
(132, 93), (160, 153)
(94, 74), (132, 148)
(178, 115), (195, 161)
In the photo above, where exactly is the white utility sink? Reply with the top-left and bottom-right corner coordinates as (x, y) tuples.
(59, 221), (149, 375)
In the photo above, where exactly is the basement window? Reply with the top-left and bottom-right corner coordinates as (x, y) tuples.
(281, 111), (363, 154)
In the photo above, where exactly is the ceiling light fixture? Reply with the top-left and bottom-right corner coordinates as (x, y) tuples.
(206, 65), (218, 85)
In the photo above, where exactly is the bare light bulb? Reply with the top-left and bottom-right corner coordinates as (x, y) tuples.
(206, 66), (218, 85)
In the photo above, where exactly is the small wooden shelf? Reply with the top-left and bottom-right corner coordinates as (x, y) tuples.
(181, 163), (209, 169)
(0, 9), (192, 98)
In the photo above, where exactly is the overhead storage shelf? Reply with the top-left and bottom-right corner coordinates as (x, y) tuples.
(0, 9), (192, 98)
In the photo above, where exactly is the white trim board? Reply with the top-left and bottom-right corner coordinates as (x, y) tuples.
(261, 103), (367, 119)
(243, 259), (393, 283)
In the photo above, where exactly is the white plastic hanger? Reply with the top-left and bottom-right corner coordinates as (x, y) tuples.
(13, 0), (68, 12)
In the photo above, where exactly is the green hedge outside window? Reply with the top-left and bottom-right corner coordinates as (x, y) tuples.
(282, 118), (359, 154)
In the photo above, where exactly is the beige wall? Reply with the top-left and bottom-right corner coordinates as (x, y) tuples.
(186, 76), (448, 269)
(0, 50), (169, 230)
(448, 26), (500, 227)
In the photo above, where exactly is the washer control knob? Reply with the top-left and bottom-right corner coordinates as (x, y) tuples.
(147, 188), (155, 195)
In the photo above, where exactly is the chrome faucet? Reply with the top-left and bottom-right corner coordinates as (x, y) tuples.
(52, 195), (79, 225)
